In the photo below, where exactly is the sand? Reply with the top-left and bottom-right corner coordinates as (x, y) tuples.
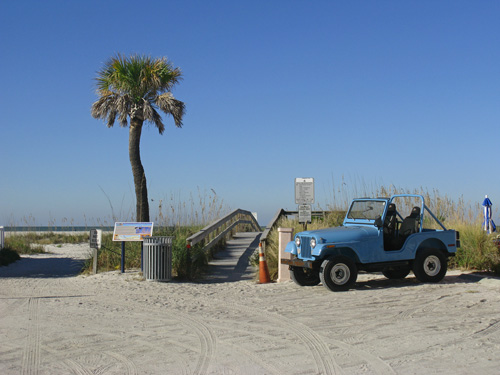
(1, 242), (500, 374)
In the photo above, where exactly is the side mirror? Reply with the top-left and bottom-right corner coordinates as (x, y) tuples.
(374, 216), (383, 228)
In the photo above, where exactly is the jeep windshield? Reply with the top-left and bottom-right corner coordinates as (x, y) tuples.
(347, 200), (386, 220)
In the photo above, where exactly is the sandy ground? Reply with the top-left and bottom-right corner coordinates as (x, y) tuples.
(1, 237), (500, 375)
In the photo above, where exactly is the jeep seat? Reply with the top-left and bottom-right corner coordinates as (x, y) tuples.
(396, 206), (421, 248)
(383, 203), (398, 250)
(383, 203), (397, 237)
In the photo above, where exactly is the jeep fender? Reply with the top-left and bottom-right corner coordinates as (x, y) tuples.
(285, 240), (298, 255)
(415, 239), (448, 257)
(322, 247), (360, 264)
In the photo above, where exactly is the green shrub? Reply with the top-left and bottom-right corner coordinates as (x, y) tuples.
(4, 236), (45, 254)
(449, 222), (500, 273)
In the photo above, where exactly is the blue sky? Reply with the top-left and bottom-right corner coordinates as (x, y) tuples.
(1, 0), (499, 226)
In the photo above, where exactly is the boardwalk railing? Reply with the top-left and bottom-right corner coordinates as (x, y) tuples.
(186, 209), (260, 253)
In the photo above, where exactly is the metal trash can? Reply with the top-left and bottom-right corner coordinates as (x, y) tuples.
(143, 236), (173, 282)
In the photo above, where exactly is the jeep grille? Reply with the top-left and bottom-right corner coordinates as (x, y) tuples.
(298, 236), (312, 259)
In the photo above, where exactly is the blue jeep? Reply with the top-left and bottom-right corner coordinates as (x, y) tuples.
(282, 194), (460, 291)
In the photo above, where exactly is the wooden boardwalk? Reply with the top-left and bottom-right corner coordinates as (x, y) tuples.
(203, 232), (261, 283)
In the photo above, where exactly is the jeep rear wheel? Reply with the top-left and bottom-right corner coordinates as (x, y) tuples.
(413, 249), (447, 283)
(320, 256), (357, 292)
(290, 266), (320, 286)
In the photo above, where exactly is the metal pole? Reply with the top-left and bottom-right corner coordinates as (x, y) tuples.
(140, 241), (144, 272)
(121, 241), (125, 273)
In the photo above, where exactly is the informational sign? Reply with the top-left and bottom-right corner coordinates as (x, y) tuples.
(89, 229), (102, 249)
(298, 204), (312, 223)
(295, 177), (315, 204)
(113, 222), (154, 241)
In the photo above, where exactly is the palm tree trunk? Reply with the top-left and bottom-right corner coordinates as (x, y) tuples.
(129, 118), (150, 222)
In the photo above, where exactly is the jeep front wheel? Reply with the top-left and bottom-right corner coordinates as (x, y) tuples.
(320, 256), (357, 292)
(413, 249), (447, 283)
(290, 266), (320, 286)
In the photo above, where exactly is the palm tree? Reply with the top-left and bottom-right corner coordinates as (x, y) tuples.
(91, 54), (185, 222)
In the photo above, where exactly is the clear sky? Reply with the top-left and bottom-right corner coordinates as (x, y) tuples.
(1, 0), (499, 226)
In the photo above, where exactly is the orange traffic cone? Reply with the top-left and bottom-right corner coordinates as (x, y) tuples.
(258, 242), (271, 284)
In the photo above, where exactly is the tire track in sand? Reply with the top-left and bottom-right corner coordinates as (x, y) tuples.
(20, 278), (64, 375)
(20, 278), (53, 375)
(21, 297), (41, 375)
(209, 300), (340, 375)
(92, 298), (218, 375)
(265, 306), (395, 375)
(176, 313), (217, 375)
(214, 297), (398, 375)
(472, 319), (500, 338)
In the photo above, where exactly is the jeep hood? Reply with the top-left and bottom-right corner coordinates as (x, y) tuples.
(298, 225), (378, 244)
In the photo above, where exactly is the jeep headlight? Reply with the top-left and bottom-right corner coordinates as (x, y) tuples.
(310, 238), (316, 248)
(295, 237), (301, 247)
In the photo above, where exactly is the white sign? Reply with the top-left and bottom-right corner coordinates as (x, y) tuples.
(295, 177), (315, 204)
(90, 229), (102, 250)
(298, 204), (312, 223)
(113, 222), (154, 241)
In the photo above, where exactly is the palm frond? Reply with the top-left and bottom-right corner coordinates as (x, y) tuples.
(142, 99), (165, 134)
(156, 93), (186, 128)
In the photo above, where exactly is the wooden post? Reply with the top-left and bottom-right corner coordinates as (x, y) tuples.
(277, 227), (294, 282)
(89, 229), (101, 275)
(92, 248), (98, 274)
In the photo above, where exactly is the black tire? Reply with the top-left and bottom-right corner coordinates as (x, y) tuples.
(319, 256), (357, 292)
(290, 266), (320, 286)
(412, 248), (447, 283)
(382, 268), (411, 280)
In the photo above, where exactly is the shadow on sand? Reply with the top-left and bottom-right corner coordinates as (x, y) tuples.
(352, 272), (488, 291)
(0, 256), (86, 278)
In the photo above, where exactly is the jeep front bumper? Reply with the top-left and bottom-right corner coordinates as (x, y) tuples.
(281, 258), (314, 269)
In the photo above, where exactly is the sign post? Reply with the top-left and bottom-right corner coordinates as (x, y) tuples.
(113, 222), (154, 273)
(295, 178), (315, 229)
(89, 229), (102, 274)
(298, 204), (312, 224)
(295, 177), (315, 205)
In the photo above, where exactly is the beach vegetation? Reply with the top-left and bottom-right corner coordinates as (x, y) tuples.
(4, 236), (46, 255)
(91, 54), (185, 222)
(4, 232), (89, 254)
